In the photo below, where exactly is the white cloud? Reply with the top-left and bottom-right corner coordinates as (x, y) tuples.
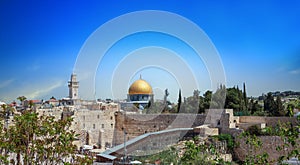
(289, 69), (300, 75)
(25, 81), (64, 99)
(0, 79), (66, 102)
(0, 79), (15, 89)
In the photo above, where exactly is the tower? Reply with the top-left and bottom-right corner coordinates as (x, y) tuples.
(68, 73), (79, 100)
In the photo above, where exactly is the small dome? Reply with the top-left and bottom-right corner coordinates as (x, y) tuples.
(128, 79), (153, 95)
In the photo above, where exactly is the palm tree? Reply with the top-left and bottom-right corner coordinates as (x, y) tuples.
(17, 96), (27, 107)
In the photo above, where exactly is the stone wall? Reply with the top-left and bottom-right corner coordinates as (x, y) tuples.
(113, 113), (206, 145)
(239, 116), (265, 123)
(239, 116), (297, 128)
(72, 109), (118, 150)
(265, 117), (298, 127)
(234, 136), (299, 163)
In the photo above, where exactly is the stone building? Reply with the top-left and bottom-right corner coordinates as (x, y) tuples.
(71, 102), (119, 150)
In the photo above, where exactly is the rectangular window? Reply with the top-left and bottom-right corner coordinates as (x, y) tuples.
(102, 124), (104, 128)
(93, 124), (95, 129)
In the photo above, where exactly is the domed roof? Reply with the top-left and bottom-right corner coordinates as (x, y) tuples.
(128, 79), (153, 95)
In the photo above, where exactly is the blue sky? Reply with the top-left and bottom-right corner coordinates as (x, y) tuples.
(0, 0), (300, 102)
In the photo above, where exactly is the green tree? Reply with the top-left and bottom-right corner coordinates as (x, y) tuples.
(243, 83), (248, 110)
(274, 96), (285, 116)
(249, 99), (263, 115)
(286, 103), (294, 117)
(203, 90), (212, 110)
(177, 89), (182, 113)
(264, 93), (276, 116)
(225, 86), (249, 115)
(17, 96), (27, 105)
(225, 87), (241, 112)
(0, 109), (93, 164)
(145, 101), (165, 114)
(212, 85), (226, 109)
(179, 90), (201, 113)
(198, 96), (205, 114)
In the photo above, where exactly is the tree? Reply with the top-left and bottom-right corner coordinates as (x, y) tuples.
(212, 85), (226, 109)
(225, 87), (241, 112)
(179, 90), (201, 113)
(198, 96), (205, 114)
(243, 83), (248, 110)
(203, 90), (212, 110)
(264, 92), (276, 116)
(286, 103), (294, 117)
(177, 89), (182, 113)
(274, 96), (285, 116)
(224, 86), (249, 115)
(17, 96), (27, 105)
(248, 99), (263, 115)
(0, 109), (93, 164)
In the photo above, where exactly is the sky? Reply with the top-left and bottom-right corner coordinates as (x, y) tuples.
(0, 0), (300, 103)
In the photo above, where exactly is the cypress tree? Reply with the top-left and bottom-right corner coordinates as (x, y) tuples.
(243, 82), (248, 110)
(275, 95), (285, 116)
(177, 89), (182, 113)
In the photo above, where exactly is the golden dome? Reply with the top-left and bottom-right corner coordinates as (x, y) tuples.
(128, 79), (153, 95)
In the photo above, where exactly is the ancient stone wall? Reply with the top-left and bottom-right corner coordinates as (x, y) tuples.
(239, 116), (297, 127)
(264, 117), (298, 127)
(72, 109), (118, 150)
(113, 113), (206, 145)
(234, 136), (299, 163)
(239, 116), (265, 123)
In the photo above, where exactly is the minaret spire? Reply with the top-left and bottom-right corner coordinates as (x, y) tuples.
(140, 74), (142, 79)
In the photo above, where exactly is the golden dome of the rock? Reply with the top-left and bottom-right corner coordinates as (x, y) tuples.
(128, 79), (153, 95)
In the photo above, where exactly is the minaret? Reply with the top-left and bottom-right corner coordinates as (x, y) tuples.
(68, 73), (79, 100)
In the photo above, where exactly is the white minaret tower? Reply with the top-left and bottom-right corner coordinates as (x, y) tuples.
(68, 73), (79, 100)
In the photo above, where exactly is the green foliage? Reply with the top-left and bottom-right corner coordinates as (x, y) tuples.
(245, 125), (263, 136)
(0, 109), (93, 164)
(180, 90), (201, 113)
(177, 89), (182, 113)
(240, 131), (269, 165)
(239, 116), (300, 164)
(17, 96), (27, 103)
(275, 96), (285, 116)
(145, 101), (165, 114)
(264, 92), (277, 116)
(138, 147), (179, 164)
(225, 87), (247, 113)
(286, 104), (295, 117)
(180, 140), (231, 165)
(203, 90), (212, 110)
(211, 85), (227, 109)
(274, 117), (300, 164)
(213, 134), (235, 151)
(263, 93), (286, 116)
(243, 83), (248, 110)
(248, 99), (263, 115)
